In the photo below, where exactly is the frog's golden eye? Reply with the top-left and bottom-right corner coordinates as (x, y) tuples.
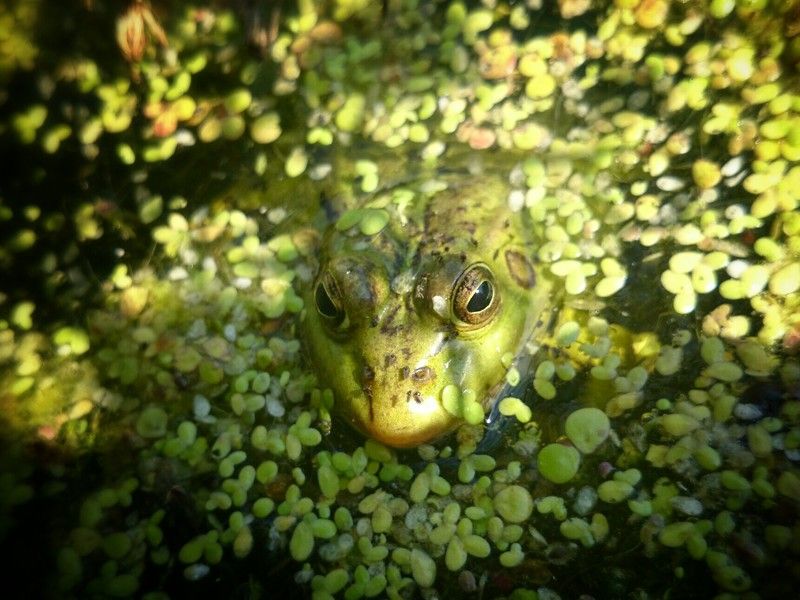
(315, 274), (346, 327)
(452, 263), (499, 326)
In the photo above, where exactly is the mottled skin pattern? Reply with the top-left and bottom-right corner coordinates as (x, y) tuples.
(302, 174), (555, 448)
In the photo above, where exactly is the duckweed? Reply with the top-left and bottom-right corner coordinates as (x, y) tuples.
(565, 408), (611, 454)
(135, 406), (168, 439)
(537, 444), (581, 484)
(290, 521), (315, 561)
(5, 1), (800, 599)
(493, 485), (534, 524)
(499, 396), (532, 423)
(285, 147), (309, 178)
(250, 112), (282, 144)
(409, 549), (436, 588)
(597, 481), (634, 503)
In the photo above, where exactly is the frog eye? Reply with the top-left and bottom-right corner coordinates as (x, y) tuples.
(452, 263), (499, 326)
(315, 275), (346, 327)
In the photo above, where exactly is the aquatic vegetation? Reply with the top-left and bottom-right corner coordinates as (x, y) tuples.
(2, 0), (800, 598)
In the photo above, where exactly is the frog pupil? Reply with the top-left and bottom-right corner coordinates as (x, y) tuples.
(315, 282), (340, 319)
(467, 280), (493, 313)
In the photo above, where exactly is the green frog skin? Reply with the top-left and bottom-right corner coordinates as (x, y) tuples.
(302, 173), (555, 448)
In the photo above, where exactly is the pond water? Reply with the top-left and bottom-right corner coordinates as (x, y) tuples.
(1, 1), (799, 598)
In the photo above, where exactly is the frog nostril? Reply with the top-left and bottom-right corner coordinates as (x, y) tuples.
(411, 366), (435, 383)
(406, 390), (423, 404)
(362, 365), (375, 383)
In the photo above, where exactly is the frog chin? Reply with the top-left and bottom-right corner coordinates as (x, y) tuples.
(405, 393), (441, 416)
(342, 387), (460, 449)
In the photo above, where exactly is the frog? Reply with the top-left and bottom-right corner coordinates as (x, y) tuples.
(301, 171), (556, 448)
